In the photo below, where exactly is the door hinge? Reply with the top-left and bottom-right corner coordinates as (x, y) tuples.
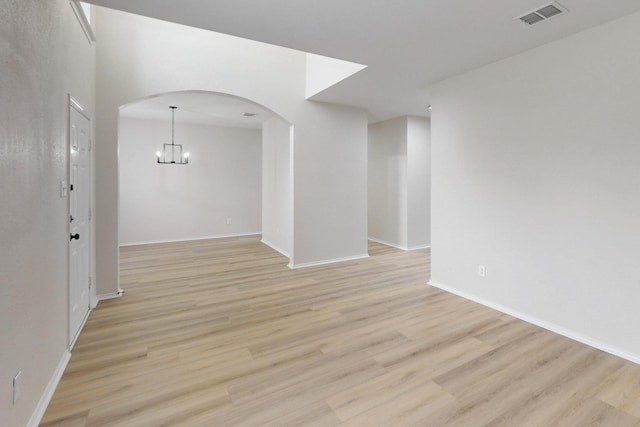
(88, 139), (92, 151)
(88, 207), (92, 221)
(88, 276), (92, 289)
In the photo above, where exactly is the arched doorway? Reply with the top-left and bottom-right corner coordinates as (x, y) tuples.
(117, 91), (293, 277)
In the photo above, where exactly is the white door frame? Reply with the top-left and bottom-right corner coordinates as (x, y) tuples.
(68, 95), (95, 349)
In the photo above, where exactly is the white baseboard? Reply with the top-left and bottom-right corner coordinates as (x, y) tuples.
(407, 244), (431, 250)
(69, 308), (91, 350)
(289, 253), (370, 269)
(428, 280), (640, 365)
(28, 350), (72, 427)
(119, 232), (262, 247)
(368, 237), (408, 250)
(97, 289), (125, 301)
(368, 237), (430, 251)
(260, 239), (290, 258)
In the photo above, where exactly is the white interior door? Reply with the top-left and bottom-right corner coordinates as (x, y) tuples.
(69, 101), (92, 347)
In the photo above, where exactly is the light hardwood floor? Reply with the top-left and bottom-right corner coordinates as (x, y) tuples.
(41, 236), (640, 426)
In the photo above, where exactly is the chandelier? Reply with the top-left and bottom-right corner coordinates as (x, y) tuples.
(156, 106), (189, 165)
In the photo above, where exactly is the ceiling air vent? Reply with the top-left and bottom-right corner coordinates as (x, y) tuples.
(517, 2), (567, 25)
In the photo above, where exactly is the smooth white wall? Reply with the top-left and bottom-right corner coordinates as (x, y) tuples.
(95, 8), (367, 292)
(368, 117), (408, 248)
(291, 101), (368, 267)
(262, 116), (292, 257)
(118, 117), (262, 245)
(305, 53), (366, 98)
(407, 117), (431, 249)
(431, 11), (640, 361)
(0, 1), (96, 425)
(368, 116), (430, 250)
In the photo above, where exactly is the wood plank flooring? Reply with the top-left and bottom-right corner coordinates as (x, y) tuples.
(41, 236), (640, 426)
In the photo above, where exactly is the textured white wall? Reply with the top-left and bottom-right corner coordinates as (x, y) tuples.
(118, 117), (262, 245)
(431, 11), (640, 361)
(0, 1), (96, 425)
(261, 116), (292, 257)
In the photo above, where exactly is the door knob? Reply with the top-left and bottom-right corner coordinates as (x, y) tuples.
(70, 233), (80, 241)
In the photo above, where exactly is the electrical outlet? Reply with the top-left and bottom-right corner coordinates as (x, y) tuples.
(226, 218), (232, 225)
(13, 371), (21, 405)
(478, 265), (486, 278)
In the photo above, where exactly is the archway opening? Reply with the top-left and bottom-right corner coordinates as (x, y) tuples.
(117, 90), (293, 267)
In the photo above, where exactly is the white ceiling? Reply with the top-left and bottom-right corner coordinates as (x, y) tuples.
(120, 91), (274, 129)
(88, 0), (640, 122)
